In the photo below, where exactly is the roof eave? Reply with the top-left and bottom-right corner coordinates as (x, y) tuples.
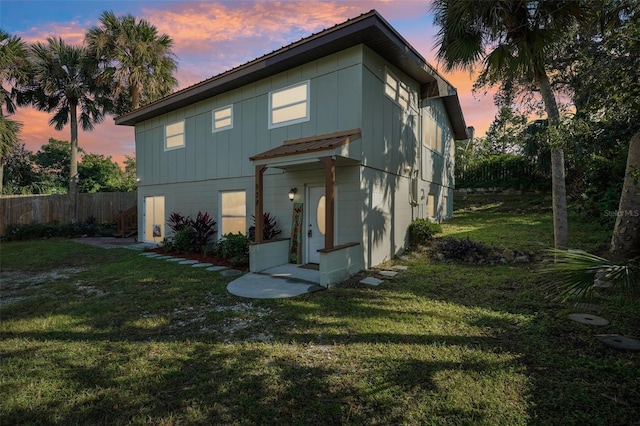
(115, 10), (466, 132)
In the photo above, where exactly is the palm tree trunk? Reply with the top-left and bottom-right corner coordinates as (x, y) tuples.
(537, 72), (569, 250)
(130, 84), (139, 110)
(69, 103), (79, 222)
(610, 131), (640, 259)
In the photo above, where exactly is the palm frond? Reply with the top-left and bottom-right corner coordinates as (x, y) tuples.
(541, 248), (640, 302)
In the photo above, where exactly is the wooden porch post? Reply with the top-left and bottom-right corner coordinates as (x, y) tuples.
(320, 156), (335, 250)
(255, 165), (267, 243)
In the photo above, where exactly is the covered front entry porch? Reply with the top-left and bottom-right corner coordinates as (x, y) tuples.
(249, 129), (364, 287)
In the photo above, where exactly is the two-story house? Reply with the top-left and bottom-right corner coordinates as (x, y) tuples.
(115, 10), (467, 286)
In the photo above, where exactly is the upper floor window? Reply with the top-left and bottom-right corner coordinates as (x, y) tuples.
(384, 68), (410, 110)
(165, 120), (185, 150)
(213, 105), (233, 132)
(269, 81), (310, 129)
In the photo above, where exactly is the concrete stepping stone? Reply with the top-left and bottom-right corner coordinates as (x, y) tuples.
(140, 252), (162, 257)
(568, 313), (610, 326)
(166, 257), (185, 262)
(360, 277), (384, 286)
(378, 270), (398, 277)
(596, 334), (640, 351)
(178, 260), (200, 265)
(192, 263), (213, 268)
(220, 269), (242, 277)
(393, 265), (408, 271)
(573, 302), (606, 313)
(206, 266), (228, 272)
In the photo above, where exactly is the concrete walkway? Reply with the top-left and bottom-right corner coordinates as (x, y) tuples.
(227, 264), (325, 299)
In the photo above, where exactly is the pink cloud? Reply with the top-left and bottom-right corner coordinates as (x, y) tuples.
(11, 107), (134, 167)
(13, 0), (494, 168)
(14, 21), (89, 45)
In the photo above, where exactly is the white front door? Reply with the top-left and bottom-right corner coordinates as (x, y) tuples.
(307, 186), (326, 264)
(144, 196), (165, 243)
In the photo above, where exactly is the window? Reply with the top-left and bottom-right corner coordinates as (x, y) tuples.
(220, 190), (246, 235)
(423, 111), (439, 153)
(384, 68), (411, 110)
(427, 194), (436, 218)
(165, 121), (185, 150)
(269, 81), (310, 128)
(212, 105), (233, 132)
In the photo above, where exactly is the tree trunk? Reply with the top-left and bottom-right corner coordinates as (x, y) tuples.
(610, 131), (640, 259)
(131, 84), (140, 110)
(537, 72), (569, 249)
(69, 103), (79, 223)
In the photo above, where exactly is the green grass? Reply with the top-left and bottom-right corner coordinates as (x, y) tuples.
(1, 195), (638, 425)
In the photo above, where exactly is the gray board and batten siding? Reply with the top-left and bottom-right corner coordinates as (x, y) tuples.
(117, 10), (465, 269)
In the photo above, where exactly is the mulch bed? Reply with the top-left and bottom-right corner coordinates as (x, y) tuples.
(145, 247), (248, 271)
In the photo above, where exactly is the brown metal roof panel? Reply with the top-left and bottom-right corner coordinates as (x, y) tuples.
(250, 129), (361, 161)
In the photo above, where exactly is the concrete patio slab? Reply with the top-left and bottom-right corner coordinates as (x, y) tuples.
(227, 264), (323, 299)
(378, 270), (398, 277)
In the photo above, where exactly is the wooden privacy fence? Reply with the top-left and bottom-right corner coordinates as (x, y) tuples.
(0, 192), (137, 235)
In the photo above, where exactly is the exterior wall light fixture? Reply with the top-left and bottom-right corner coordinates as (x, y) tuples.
(288, 187), (297, 201)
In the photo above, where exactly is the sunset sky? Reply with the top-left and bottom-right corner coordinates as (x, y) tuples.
(1, 0), (497, 166)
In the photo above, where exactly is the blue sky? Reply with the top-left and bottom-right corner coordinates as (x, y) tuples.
(1, 0), (495, 164)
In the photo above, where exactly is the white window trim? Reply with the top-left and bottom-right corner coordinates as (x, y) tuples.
(164, 120), (185, 151)
(268, 80), (310, 129)
(384, 67), (413, 110)
(212, 105), (233, 133)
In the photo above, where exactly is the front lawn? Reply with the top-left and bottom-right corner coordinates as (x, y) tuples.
(1, 195), (638, 425)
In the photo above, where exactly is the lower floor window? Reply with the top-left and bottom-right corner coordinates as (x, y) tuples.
(220, 190), (246, 235)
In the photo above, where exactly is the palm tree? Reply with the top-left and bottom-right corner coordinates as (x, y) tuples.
(86, 11), (177, 113)
(432, 0), (586, 249)
(19, 37), (108, 220)
(0, 30), (28, 194)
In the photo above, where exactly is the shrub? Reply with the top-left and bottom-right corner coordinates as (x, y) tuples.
(164, 211), (217, 253)
(172, 228), (196, 253)
(408, 219), (442, 246)
(191, 211), (217, 252)
(217, 232), (250, 260)
(168, 212), (189, 234)
(436, 237), (488, 260)
(248, 212), (282, 241)
(3, 218), (116, 241)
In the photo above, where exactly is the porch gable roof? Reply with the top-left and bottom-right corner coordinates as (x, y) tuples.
(250, 129), (361, 162)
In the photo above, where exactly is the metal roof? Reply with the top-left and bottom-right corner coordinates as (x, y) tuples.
(114, 10), (467, 139)
(250, 129), (362, 161)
